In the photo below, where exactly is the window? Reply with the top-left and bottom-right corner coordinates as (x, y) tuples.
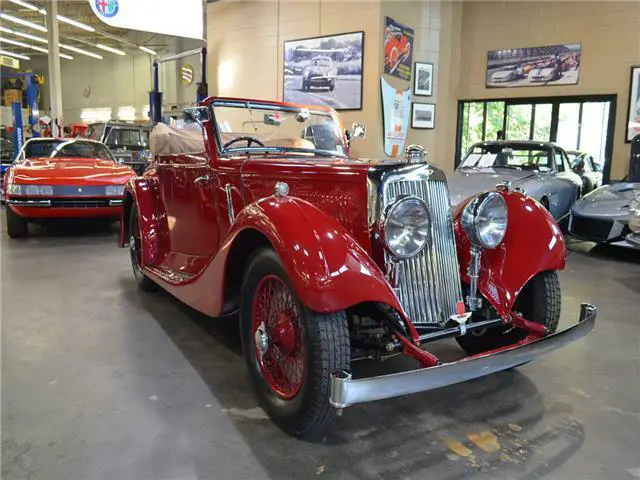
(105, 128), (142, 149)
(554, 152), (566, 172)
(460, 143), (552, 171)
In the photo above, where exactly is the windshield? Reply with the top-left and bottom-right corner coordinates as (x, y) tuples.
(23, 140), (115, 161)
(461, 144), (553, 171)
(86, 123), (106, 141)
(213, 102), (346, 157)
(313, 58), (331, 66)
(105, 127), (144, 149)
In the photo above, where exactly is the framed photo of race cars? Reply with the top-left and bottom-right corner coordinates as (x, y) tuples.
(411, 103), (435, 129)
(283, 31), (364, 111)
(414, 62), (433, 96)
(626, 66), (640, 142)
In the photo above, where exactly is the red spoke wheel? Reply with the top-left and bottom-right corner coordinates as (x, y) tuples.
(128, 206), (158, 292)
(240, 248), (350, 439)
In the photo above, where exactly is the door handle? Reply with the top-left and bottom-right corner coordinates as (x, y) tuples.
(194, 175), (211, 185)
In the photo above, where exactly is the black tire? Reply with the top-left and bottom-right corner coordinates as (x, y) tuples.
(5, 207), (28, 238)
(329, 81), (335, 92)
(129, 206), (158, 292)
(456, 271), (561, 356)
(302, 81), (308, 91)
(240, 248), (350, 439)
(581, 177), (594, 195)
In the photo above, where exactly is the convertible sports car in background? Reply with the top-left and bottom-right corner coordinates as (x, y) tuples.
(567, 150), (603, 194)
(569, 182), (640, 245)
(4, 138), (136, 238)
(528, 61), (561, 82)
(119, 98), (595, 439)
(301, 56), (338, 92)
(449, 141), (582, 221)
(626, 194), (640, 248)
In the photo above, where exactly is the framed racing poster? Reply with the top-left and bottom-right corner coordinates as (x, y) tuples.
(283, 31), (364, 111)
(383, 17), (414, 81)
(626, 66), (640, 142)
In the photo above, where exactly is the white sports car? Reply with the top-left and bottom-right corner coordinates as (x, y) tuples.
(491, 66), (521, 83)
(528, 66), (560, 82)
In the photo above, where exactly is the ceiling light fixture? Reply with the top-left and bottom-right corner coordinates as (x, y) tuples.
(96, 43), (126, 56)
(59, 53), (73, 60)
(59, 43), (103, 60)
(0, 13), (47, 32)
(0, 49), (30, 60)
(0, 36), (48, 53)
(0, 26), (48, 44)
(56, 15), (95, 32)
(138, 46), (157, 56)
(7, 0), (40, 12)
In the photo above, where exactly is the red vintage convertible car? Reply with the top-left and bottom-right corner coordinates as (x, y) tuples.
(4, 138), (136, 237)
(120, 98), (596, 439)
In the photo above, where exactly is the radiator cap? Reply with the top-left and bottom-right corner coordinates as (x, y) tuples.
(405, 144), (427, 164)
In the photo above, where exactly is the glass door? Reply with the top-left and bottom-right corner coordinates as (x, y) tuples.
(505, 104), (532, 140)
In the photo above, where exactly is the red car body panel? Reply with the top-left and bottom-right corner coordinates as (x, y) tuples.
(5, 151), (135, 220)
(122, 96), (565, 336)
(454, 192), (566, 318)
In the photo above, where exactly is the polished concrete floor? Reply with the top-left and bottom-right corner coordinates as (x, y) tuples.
(2, 215), (640, 480)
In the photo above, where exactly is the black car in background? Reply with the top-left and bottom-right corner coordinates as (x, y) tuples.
(87, 121), (152, 174)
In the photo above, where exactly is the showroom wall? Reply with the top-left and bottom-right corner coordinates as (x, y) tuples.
(458, 1), (640, 180)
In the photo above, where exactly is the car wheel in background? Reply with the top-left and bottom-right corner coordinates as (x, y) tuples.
(240, 248), (350, 439)
(456, 271), (561, 356)
(329, 80), (335, 92)
(581, 177), (594, 195)
(5, 207), (28, 238)
(129, 206), (158, 292)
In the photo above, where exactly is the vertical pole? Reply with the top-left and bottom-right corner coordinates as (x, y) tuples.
(26, 74), (40, 137)
(197, 47), (208, 103)
(149, 61), (163, 124)
(12, 101), (24, 154)
(45, 0), (63, 137)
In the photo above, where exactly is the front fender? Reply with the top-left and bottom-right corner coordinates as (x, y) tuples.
(455, 191), (566, 316)
(119, 177), (169, 267)
(220, 195), (404, 315)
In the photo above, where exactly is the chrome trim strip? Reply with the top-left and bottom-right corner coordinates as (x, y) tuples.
(330, 304), (597, 408)
(225, 183), (235, 224)
(626, 233), (640, 249)
(7, 199), (51, 207)
(109, 199), (124, 206)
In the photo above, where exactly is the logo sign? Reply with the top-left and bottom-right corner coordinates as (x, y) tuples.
(180, 64), (194, 85)
(87, 0), (203, 40)
(95, 0), (119, 18)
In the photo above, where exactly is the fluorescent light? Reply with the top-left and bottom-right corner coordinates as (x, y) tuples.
(0, 36), (48, 53)
(138, 46), (157, 56)
(0, 49), (30, 60)
(80, 108), (112, 122)
(56, 15), (95, 32)
(59, 43), (103, 60)
(7, 0), (40, 12)
(116, 106), (136, 121)
(59, 53), (73, 60)
(96, 43), (126, 56)
(0, 13), (47, 32)
(0, 26), (48, 44)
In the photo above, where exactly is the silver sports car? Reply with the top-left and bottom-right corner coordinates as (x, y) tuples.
(449, 141), (582, 221)
(627, 194), (640, 248)
(569, 182), (640, 245)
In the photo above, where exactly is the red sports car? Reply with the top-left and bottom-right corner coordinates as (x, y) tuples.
(4, 138), (136, 238)
(384, 31), (411, 74)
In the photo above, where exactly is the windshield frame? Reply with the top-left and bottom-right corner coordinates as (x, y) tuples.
(210, 100), (347, 159)
(460, 142), (554, 171)
(17, 139), (116, 162)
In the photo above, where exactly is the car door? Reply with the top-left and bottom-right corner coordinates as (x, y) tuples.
(157, 111), (219, 266)
(545, 149), (579, 219)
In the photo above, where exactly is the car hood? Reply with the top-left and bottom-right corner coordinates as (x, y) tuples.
(571, 182), (640, 218)
(530, 67), (554, 75)
(11, 157), (135, 185)
(305, 65), (332, 75)
(492, 70), (513, 78)
(447, 168), (537, 206)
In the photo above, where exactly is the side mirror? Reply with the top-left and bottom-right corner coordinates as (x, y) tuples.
(183, 106), (210, 127)
(351, 123), (366, 140)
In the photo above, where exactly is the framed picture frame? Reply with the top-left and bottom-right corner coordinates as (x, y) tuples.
(283, 31), (365, 111)
(414, 62), (433, 96)
(411, 103), (435, 129)
(626, 65), (640, 142)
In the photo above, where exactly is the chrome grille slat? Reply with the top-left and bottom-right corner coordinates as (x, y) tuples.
(382, 171), (463, 324)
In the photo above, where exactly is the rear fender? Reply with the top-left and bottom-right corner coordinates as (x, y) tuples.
(219, 195), (404, 316)
(455, 190), (566, 316)
(119, 177), (169, 267)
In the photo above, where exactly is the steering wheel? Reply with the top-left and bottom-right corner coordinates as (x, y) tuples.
(222, 136), (265, 150)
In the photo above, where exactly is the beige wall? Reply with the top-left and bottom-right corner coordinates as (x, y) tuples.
(458, 1), (640, 179)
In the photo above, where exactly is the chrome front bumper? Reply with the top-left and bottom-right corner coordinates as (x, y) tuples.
(626, 233), (640, 249)
(330, 303), (596, 408)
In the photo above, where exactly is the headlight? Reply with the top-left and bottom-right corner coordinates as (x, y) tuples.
(382, 196), (430, 259)
(461, 191), (508, 249)
(629, 195), (640, 234)
(105, 185), (125, 197)
(7, 184), (54, 196)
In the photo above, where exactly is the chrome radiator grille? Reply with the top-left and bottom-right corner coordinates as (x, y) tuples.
(383, 176), (463, 324)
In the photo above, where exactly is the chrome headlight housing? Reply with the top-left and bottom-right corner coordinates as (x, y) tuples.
(629, 195), (640, 234)
(461, 191), (508, 249)
(7, 184), (54, 196)
(105, 185), (125, 197)
(382, 195), (430, 259)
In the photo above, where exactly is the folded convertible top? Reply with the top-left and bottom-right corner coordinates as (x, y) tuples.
(149, 122), (205, 156)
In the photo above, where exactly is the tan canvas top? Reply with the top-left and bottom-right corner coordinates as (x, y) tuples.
(149, 122), (205, 156)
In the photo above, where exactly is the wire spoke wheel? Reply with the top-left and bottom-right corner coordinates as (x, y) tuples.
(252, 275), (306, 399)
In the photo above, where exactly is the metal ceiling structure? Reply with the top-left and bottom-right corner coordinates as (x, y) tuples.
(0, 0), (171, 61)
